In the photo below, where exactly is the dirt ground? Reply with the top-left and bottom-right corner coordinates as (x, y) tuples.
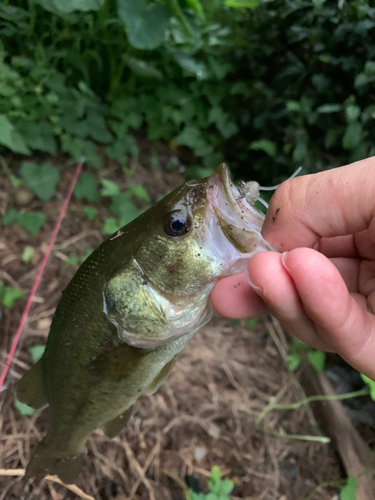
(0, 151), (360, 499)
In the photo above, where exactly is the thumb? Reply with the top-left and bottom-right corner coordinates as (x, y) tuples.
(262, 157), (375, 251)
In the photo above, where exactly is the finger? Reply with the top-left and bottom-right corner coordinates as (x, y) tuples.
(247, 251), (333, 351)
(210, 256), (359, 317)
(210, 274), (267, 318)
(281, 248), (375, 380)
(263, 157), (375, 250)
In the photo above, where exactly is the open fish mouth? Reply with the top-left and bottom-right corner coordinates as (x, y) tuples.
(207, 163), (268, 242)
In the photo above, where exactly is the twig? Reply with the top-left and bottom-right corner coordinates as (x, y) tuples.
(0, 161), (83, 393)
(121, 439), (156, 500)
(0, 469), (94, 500)
(256, 387), (370, 426)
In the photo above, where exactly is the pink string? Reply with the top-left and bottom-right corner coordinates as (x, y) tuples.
(0, 161), (83, 393)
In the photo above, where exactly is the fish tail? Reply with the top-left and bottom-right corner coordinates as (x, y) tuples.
(26, 436), (86, 484)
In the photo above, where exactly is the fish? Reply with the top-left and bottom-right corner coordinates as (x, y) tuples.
(17, 163), (273, 483)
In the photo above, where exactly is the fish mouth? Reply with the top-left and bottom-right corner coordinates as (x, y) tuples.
(208, 163), (243, 216)
(207, 163), (266, 235)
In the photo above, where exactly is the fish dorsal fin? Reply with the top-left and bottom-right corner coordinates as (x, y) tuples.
(103, 406), (133, 438)
(88, 342), (149, 381)
(16, 359), (47, 409)
(145, 358), (175, 396)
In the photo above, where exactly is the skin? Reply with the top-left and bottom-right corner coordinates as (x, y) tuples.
(211, 156), (375, 381)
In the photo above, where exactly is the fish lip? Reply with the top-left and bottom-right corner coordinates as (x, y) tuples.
(207, 163), (243, 217)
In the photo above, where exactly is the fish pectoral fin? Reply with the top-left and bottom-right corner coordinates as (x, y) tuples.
(89, 342), (149, 381)
(145, 358), (175, 396)
(16, 359), (47, 409)
(103, 406), (133, 439)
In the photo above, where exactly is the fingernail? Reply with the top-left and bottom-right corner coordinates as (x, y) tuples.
(245, 267), (264, 299)
(281, 252), (291, 273)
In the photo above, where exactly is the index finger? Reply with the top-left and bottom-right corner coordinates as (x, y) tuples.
(263, 156), (375, 251)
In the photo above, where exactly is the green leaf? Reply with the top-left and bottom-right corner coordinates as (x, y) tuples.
(307, 350), (326, 373)
(225, 0), (260, 8)
(286, 353), (302, 372)
(174, 52), (210, 80)
(106, 136), (139, 165)
(219, 479), (234, 495)
(20, 162), (60, 202)
(16, 120), (56, 155)
(0, 283), (23, 308)
(14, 398), (35, 416)
(122, 55), (163, 80)
(365, 61), (375, 74)
(343, 122), (362, 150)
(128, 185), (151, 203)
(101, 179), (121, 197)
(117, 0), (144, 23)
(286, 101), (301, 112)
(176, 126), (213, 156)
(103, 217), (120, 235)
(17, 212), (45, 235)
(345, 105), (361, 123)
(73, 173), (99, 202)
(118, 0), (170, 50)
(208, 57), (233, 80)
(35, 0), (104, 14)
(28, 345), (45, 363)
(210, 465), (221, 484)
(246, 317), (258, 328)
(61, 137), (103, 170)
(186, 0), (205, 20)
(86, 112), (113, 144)
(0, 114), (30, 154)
(82, 206), (98, 221)
(316, 104), (342, 114)
(249, 139), (277, 157)
(2, 208), (19, 226)
(340, 476), (357, 500)
(360, 374), (375, 400)
(21, 246), (35, 263)
(110, 193), (142, 224)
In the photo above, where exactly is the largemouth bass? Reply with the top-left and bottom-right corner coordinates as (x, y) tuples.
(17, 164), (273, 483)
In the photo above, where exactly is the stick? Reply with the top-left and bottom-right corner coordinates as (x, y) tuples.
(0, 469), (94, 500)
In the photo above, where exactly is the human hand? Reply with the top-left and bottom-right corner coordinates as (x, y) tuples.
(211, 156), (375, 380)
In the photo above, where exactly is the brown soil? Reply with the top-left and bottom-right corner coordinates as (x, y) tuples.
(0, 153), (344, 499)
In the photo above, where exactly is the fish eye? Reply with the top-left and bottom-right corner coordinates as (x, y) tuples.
(163, 212), (191, 237)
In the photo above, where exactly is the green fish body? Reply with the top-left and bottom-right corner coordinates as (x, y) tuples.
(17, 164), (273, 483)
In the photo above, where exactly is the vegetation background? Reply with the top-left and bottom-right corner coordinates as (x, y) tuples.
(0, 1), (375, 499)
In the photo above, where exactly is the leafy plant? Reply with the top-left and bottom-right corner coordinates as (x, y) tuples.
(29, 344), (46, 363)
(0, 281), (23, 308)
(340, 476), (357, 500)
(103, 217), (121, 235)
(14, 398), (35, 416)
(3, 208), (46, 236)
(360, 374), (375, 401)
(81, 206), (98, 220)
(286, 338), (326, 373)
(73, 173), (100, 202)
(20, 162), (60, 201)
(21, 246), (35, 263)
(186, 466), (234, 500)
